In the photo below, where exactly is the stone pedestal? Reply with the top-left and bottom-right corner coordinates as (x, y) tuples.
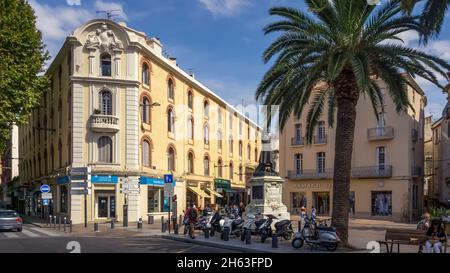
(247, 176), (290, 220)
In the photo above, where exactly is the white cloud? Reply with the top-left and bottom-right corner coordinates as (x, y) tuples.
(94, 0), (128, 21)
(197, 0), (251, 17)
(423, 40), (450, 61)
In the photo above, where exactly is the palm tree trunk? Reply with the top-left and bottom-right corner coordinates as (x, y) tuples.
(332, 69), (360, 246)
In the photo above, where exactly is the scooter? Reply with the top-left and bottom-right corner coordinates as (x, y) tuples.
(258, 215), (276, 243)
(274, 218), (294, 240)
(291, 215), (340, 251)
(209, 211), (223, 237)
(240, 213), (256, 241)
(221, 214), (244, 241)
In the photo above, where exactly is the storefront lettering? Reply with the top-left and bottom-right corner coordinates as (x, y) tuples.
(293, 183), (332, 189)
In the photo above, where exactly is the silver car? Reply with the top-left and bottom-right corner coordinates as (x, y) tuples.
(0, 210), (23, 232)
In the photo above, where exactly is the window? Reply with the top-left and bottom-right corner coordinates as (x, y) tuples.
(229, 135), (233, 154)
(239, 121), (243, 136)
(247, 145), (251, 160)
(68, 90), (72, 121)
(100, 90), (112, 115)
(204, 155), (210, 176)
(255, 148), (258, 162)
(377, 146), (386, 170)
(217, 130), (223, 150)
(168, 146), (175, 171)
(218, 108), (222, 124)
(371, 191), (392, 216)
(148, 187), (164, 213)
(188, 152), (194, 174)
(239, 165), (243, 181)
(291, 192), (307, 214)
(317, 152), (325, 174)
(142, 97), (151, 124)
(295, 154), (303, 175)
(167, 108), (175, 133)
(203, 124), (210, 145)
(142, 63), (149, 85)
(218, 159), (223, 178)
(229, 113), (233, 130)
(229, 162), (234, 180)
(60, 185), (68, 213)
(188, 116), (194, 140)
(413, 185), (419, 209)
(167, 78), (174, 100)
(313, 192), (330, 215)
(239, 141), (243, 158)
(142, 139), (151, 167)
(58, 139), (63, 168)
(188, 91), (193, 110)
(318, 121), (326, 139)
(101, 53), (112, 76)
(204, 100), (209, 118)
(295, 124), (302, 141)
(98, 136), (113, 163)
(58, 99), (62, 128)
(67, 134), (71, 165)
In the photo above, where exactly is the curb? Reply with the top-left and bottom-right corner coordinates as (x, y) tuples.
(161, 235), (274, 253)
(20, 215), (45, 228)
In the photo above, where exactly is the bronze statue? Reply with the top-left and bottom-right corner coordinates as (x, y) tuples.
(253, 131), (277, 177)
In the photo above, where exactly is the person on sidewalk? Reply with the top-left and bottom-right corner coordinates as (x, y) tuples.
(425, 220), (446, 253)
(239, 202), (245, 217)
(417, 213), (431, 253)
(185, 203), (198, 239)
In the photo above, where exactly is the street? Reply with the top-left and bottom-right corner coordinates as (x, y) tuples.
(0, 224), (239, 253)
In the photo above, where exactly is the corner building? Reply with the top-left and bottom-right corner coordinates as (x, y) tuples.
(18, 20), (261, 224)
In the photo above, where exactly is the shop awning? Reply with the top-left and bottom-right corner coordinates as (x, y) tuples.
(187, 186), (210, 198)
(223, 188), (237, 193)
(205, 188), (223, 198)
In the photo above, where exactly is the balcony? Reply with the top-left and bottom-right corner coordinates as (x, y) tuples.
(351, 165), (393, 179)
(90, 115), (119, 132)
(412, 166), (423, 177)
(367, 127), (394, 141)
(291, 137), (304, 146)
(287, 169), (333, 180)
(313, 135), (327, 145)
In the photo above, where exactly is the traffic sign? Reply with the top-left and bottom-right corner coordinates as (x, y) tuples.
(43, 199), (49, 206)
(164, 174), (173, 184)
(41, 193), (52, 199)
(164, 183), (174, 197)
(40, 184), (50, 193)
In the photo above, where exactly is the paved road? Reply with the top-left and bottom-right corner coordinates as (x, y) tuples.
(0, 224), (238, 253)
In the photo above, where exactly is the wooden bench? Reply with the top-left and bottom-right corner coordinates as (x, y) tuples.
(378, 228), (448, 253)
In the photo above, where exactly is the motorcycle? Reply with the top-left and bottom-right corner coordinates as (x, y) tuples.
(291, 214), (340, 251)
(209, 211), (223, 237)
(258, 215), (276, 243)
(221, 214), (244, 241)
(274, 219), (294, 241)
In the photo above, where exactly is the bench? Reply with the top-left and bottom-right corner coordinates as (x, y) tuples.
(378, 228), (448, 253)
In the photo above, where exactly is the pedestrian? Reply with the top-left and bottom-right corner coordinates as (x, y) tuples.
(425, 220), (446, 253)
(311, 206), (317, 219)
(417, 213), (431, 253)
(239, 202), (245, 217)
(184, 202), (198, 239)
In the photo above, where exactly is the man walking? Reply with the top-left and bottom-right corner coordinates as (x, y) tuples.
(184, 203), (198, 239)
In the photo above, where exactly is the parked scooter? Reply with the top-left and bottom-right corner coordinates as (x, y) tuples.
(259, 215), (276, 243)
(221, 214), (244, 241)
(209, 211), (223, 237)
(291, 214), (340, 251)
(274, 218), (294, 240)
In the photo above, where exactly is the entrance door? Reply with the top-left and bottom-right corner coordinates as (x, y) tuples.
(98, 196), (108, 218)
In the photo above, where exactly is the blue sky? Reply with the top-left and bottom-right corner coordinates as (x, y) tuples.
(29, 0), (450, 120)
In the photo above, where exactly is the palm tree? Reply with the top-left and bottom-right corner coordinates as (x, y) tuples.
(256, 0), (450, 245)
(401, 0), (450, 43)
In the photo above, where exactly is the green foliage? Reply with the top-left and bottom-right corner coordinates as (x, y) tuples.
(256, 0), (450, 143)
(0, 0), (49, 152)
(429, 207), (450, 218)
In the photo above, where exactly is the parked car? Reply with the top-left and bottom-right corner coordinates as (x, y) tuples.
(0, 210), (23, 232)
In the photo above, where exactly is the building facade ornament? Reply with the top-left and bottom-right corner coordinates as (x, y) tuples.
(85, 23), (123, 52)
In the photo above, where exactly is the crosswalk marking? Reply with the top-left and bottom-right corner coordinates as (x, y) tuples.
(21, 229), (40, 238)
(2, 232), (19, 238)
(29, 227), (61, 237)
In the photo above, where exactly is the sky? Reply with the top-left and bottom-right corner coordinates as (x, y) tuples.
(29, 0), (450, 120)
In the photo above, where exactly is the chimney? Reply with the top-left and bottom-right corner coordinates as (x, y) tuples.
(148, 37), (162, 55)
(169, 57), (177, 66)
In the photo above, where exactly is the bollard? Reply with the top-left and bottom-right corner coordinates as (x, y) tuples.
(138, 218), (143, 229)
(111, 219), (115, 229)
(58, 216), (61, 231)
(174, 223), (179, 235)
(53, 216), (57, 229)
(148, 215), (154, 225)
(298, 220), (302, 232)
(64, 217), (67, 232)
(272, 234), (278, 248)
(204, 228), (210, 239)
(245, 229), (251, 244)
(94, 222), (99, 232)
(49, 215), (52, 227)
(69, 220), (72, 233)
(161, 216), (165, 232)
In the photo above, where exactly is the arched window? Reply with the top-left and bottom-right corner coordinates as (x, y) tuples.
(188, 116), (194, 140)
(142, 63), (150, 85)
(168, 146), (175, 171)
(239, 141), (243, 158)
(188, 152), (194, 174)
(168, 108), (175, 133)
(142, 96), (151, 124)
(101, 53), (112, 76)
(217, 130), (222, 150)
(100, 90), (113, 115)
(188, 91), (193, 110)
(239, 165), (243, 181)
(229, 161), (234, 181)
(204, 100), (209, 118)
(98, 136), (113, 163)
(142, 139), (151, 167)
(203, 124), (209, 145)
(204, 155), (210, 176)
(58, 139), (63, 168)
(167, 78), (174, 100)
(218, 158), (223, 178)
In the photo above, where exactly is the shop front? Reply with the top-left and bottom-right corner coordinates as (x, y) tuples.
(214, 178), (231, 206)
(91, 175), (118, 220)
(186, 181), (210, 209)
(140, 176), (169, 217)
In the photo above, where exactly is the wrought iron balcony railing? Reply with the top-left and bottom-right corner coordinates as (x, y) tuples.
(367, 127), (394, 141)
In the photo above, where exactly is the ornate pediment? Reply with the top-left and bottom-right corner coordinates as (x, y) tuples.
(85, 23), (123, 52)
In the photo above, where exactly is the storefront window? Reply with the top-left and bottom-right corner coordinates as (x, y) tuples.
(148, 187), (164, 213)
(313, 192), (330, 215)
(60, 185), (68, 213)
(291, 192), (307, 214)
(371, 191), (392, 216)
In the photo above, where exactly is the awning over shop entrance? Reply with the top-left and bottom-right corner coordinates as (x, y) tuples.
(187, 186), (210, 198)
(214, 178), (231, 189)
(223, 188), (237, 193)
(205, 188), (223, 198)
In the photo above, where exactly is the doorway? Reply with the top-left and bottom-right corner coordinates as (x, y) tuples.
(96, 192), (116, 219)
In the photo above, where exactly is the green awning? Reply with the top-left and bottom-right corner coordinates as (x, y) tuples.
(214, 178), (231, 189)
(223, 188), (237, 193)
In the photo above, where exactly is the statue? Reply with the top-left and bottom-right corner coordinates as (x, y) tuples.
(253, 131), (277, 177)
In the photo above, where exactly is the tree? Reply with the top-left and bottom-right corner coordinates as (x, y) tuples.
(0, 0), (49, 152)
(256, 0), (450, 245)
(400, 0), (450, 43)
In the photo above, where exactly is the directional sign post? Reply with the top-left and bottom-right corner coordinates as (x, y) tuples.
(40, 184), (50, 194)
(164, 174), (174, 234)
(43, 199), (49, 206)
(41, 193), (53, 200)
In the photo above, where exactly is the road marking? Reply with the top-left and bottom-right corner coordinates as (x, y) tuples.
(22, 228), (40, 238)
(2, 232), (19, 238)
(29, 227), (61, 237)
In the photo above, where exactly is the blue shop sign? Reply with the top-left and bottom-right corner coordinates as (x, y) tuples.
(91, 175), (118, 184)
(57, 176), (70, 185)
(140, 176), (175, 187)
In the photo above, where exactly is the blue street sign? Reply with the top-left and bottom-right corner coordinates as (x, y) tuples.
(43, 199), (49, 206)
(164, 174), (173, 184)
(40, 184), (50, 193)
